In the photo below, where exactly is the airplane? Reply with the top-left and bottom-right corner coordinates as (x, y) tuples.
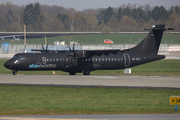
(4, 24), (174, 75)
(0, 35), (20, 41)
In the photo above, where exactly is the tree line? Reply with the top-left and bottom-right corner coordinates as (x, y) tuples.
(0, 2), (180, 32)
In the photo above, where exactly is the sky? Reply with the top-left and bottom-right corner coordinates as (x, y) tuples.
(0, 0), (180, 11)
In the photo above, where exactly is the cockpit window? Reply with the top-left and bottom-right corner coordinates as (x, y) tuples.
(12, 55), (25, 60)
(12, 55), (17, 59)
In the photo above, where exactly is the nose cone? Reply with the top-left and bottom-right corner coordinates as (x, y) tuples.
(4, 61), (11, 69)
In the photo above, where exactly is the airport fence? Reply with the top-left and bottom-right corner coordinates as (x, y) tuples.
(0, 44), (173, 55)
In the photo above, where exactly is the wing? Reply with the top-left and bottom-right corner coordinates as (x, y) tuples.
(85, 49), (121, 57)
(31, 49), (67, 53)
(31, 48), (123, 58)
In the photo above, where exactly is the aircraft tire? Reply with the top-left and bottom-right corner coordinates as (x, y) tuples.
(13, 71), (18, 75)
(69, 72), (76, 75)
(83, 69), (90, 75)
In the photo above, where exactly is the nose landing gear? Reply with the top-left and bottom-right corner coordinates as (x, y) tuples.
(12, 70), (18, 75)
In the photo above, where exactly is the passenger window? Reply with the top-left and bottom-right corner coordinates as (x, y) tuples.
(66, 59), (68, 61)
(59, 58), (61, 61)
(88, 58), (91, 61)
(56, 59), (58, 61)
(99, 58), (101, 61)
(102, 58), (104, 61)
(115, 58), (117, 61)
(92, 58), (94, 61)
(105, 58), (107, 61)
(85, 59), (87, 61)
(53, 59), (55, 61)
(112, 58), (114, 61)
(50, 59), (52, 61)
(62, 58), (65, 61)
(121, 58), (123, 61)
(108, 58), (111, 61)
(47, 59), (49, 61)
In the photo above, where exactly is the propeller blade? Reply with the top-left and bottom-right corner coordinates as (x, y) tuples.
(73, 43), (75, 52)
(42, 44), (44, 51)
(41, 44), (45, 53)
(69, 46), (72, 52)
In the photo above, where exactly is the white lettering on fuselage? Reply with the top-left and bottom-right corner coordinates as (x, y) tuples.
(39, 64), (56, 68)
(132, 58), (140, 61)
(29, 57), (56, 69)
(29, 63), (56, 69)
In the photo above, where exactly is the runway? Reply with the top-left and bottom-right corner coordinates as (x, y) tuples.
(1, 114), (180, 120)
(0, 75), (180, 89)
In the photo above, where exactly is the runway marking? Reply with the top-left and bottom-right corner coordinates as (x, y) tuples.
(0, 117), (103, 120)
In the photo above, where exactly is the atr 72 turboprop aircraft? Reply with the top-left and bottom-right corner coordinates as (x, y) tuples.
(4, 24), (174, 75)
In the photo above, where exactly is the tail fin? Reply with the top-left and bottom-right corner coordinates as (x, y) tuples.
(129, 24), (167, 55)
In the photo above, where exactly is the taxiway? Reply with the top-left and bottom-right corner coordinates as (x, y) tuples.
(0, 75), (179, 89)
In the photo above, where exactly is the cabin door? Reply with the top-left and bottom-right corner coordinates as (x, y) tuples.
(123, 54), (130, 67)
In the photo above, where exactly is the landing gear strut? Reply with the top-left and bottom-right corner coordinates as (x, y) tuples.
(12, 70), (18, 75)
(83, 69), (90, 75)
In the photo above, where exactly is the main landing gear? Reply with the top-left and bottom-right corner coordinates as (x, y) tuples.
(69, 72), (76, 75)
(69, 69), (90, 75)
(83, 69), (90, 75)
(12, 70), (18, 75)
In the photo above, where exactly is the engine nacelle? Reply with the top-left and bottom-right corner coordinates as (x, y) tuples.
(74, 50), (87, 58)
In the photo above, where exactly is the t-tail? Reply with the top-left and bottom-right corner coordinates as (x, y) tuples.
(129, 24), (174, 55)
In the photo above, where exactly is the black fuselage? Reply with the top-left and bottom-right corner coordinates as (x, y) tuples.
(4, 51), (165, 73)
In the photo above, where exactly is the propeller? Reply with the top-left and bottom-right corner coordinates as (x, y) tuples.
(69, 43), (75, 52)
(68, 43), (75, 56)
(41, 44), (49, 53)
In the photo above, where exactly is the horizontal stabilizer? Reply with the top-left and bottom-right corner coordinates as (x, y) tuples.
(143, 26), (175, 31)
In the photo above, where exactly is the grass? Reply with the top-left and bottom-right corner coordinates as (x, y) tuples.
(1, 59), (180, 76)
(1, 33), (180, 45)
(0, 85), (179, 115)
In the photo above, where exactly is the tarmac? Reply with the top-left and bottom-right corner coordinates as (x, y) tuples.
(0, 75), (180, 89)
(1, 114), (180, 120)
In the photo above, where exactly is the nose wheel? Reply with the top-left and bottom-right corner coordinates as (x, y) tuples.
(83, 69), (90, 75)
(12, 70), (18, 75)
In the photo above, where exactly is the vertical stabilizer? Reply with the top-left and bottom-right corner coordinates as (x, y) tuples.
(129, 24), (166, 55)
